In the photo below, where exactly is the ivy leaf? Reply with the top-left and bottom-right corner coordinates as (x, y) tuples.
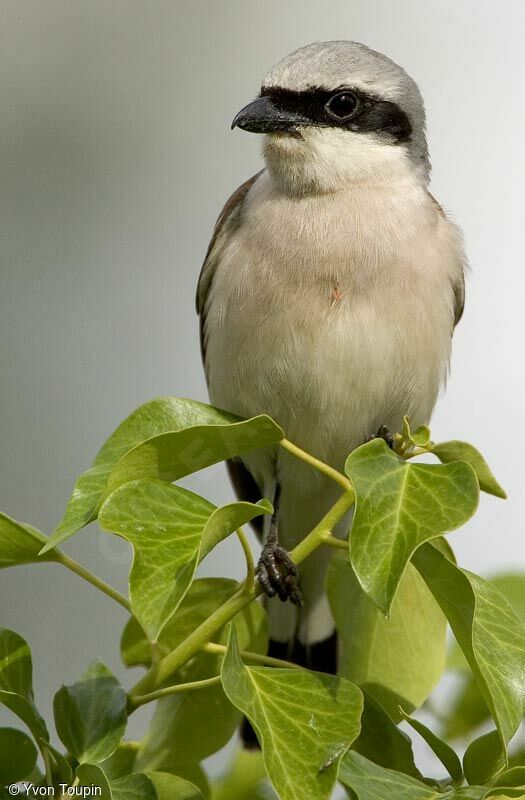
(100, 742), (140, 779)
(120, 578), (254, 669)
(432, 441), (506, 499)
(345, 439), (479, 614)
(463, 730), (506, 786)
(99, 479), (270, 640)
(221, 627), (363, 800)
(54, 661), (127, 764)
(134, 586), (267, 782)
(0, 628), (48, 742)
(492, 766), (525, 791)
(40, 739), (73, 786)
(443, 676), (489, 740)
(0, 513), (60, 568)
(104, 417), (282, 500)
(353, 693), (423, 778)
(211, 750), (277, 800)
(148, 771), (206, 800)
(41, 397), (282, 553)
(76, 764), (157, 800)
(399, 710), (463, 784)
(402, 417), (432, 448)
(0, 727), (37, 785)
(199, 499), (272, 560)
(339, 751), (485, 799)
(444, 573), (525, 740)
(413, 544), (525, 746)
(327, 556), (446, 718)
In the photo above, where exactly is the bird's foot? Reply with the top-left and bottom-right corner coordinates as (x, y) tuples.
(257, 543), (303, 606)
(367, 424), (395, 449)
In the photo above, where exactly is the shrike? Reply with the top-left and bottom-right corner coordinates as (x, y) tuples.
(197, 42), (465, 675)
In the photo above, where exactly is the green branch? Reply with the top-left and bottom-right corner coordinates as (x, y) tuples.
(203, 641), (307, 670)
(320, 532), (349, 550)
(235, 526), (255, 587)
(128, 643), (309, 711)
(128, 674), (221, 710)
(280, 438), (353, 493)
(129, 487), (355, 697)
(56, 552), (131, 612)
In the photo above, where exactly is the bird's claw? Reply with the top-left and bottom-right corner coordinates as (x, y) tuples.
(257, 544), (303, 606)
(367, 424), (395, 449)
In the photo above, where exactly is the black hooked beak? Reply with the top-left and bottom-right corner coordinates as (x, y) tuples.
(231, 95), (307, 134)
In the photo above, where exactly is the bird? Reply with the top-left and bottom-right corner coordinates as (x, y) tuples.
(196, 40), (465, 692)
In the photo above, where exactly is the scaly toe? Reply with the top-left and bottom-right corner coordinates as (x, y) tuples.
(256, 544), (302, 604)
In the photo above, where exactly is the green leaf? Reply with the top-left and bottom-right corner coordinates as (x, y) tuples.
(327, 556), (446, 717)
(41, 396), (282, 553)
(121, 578), (252, 669)
(0, 513), (60, 568)
(148, 771), (206, 800)
(0, 727), (37, 784)
(0, 628), (48, 741)
(445, 573), (525, 739)
(402, 417), (432, 448)
(54, 661), (127, 764)
(135, 586), (267, 779)
(353, 693), (423, 778)
(98, 480), (212, 640)
(443, 676), (489, 740)
(200, 499), (272, 560)
(221, 627), (363, 800)
(76, 764), (157, 800)
(490, 574), (525, 623)
(104, 417), (282, 501)
(400, 711), (463, 784)
(100, 742), (139, 779)
(413, 544), (525, 746)
(40, 739), (73, 785)
(99, 479), (270, 640)
(463, 730), (506, 786)
(345, 439), (479, 614)
(432, 441), (506, 499)
(492, 766), (525, 789)
(339, 751), (485, 799)
(211, 750), (277, 800)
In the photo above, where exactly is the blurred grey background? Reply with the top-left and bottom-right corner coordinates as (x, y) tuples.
(1, 0), (524, 779)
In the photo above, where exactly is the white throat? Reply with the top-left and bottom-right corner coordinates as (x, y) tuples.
(263, 127), (428, 196)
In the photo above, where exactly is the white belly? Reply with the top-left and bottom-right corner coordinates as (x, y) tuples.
(203, 172), (461, 497)
(202, 171), (462, 646)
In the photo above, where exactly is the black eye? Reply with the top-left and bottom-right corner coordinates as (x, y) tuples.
(325, 91), (358, 121)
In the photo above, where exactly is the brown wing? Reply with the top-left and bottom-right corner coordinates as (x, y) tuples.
(196, 171), (263, 370)
(452, 270), (465, 327)
(196, 171), (265, 533)
(428, 192), (466, 329)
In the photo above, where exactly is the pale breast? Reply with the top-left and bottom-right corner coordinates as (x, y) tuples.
(204, 173), (461, 466)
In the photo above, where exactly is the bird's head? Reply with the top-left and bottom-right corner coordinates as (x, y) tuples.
(232, 41), (429, 195)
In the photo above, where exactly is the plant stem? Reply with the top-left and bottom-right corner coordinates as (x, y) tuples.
(130, 583), (256, 696)
(129, 488), (355, 697)
(235, 526), (255, 587)
(203, 641), (306, 670)
(56, 552), (131, 612)
(42, 745), (53, 787)
(289, 491), (355, 564)
(280, 438), (353, 493)
(129, 674), (221, 710)
(320, 532), (349, 550)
